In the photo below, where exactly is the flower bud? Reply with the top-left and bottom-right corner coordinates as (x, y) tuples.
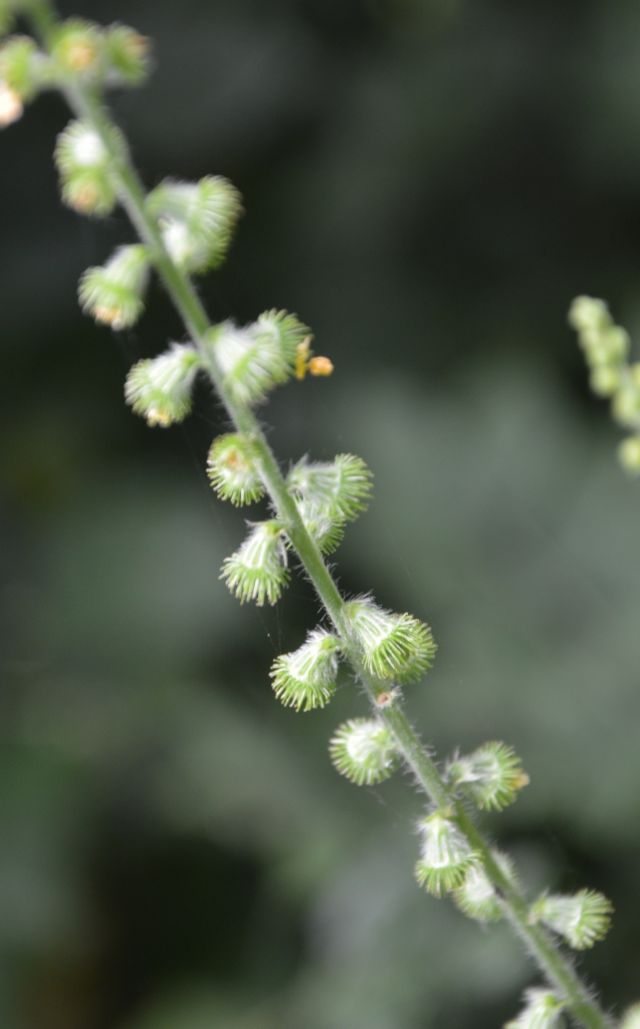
(344, 597), (437, 683)
(589, 365), (621, 397)
(452, 850), (514, 922)
(104, 24), (151, 86)
(221, 520), (289, 606)
(147, 176), (242, 273)
(55, 119), (123, 216)
(124, 343), (200, 427)
(414, 810), (478, 897)
(618, 435), (640, 475)
(79, 244), (150, 330)
(206, 311), (309, 406)
(206, 433), (264, 507)
(288, 453), (373, 524)
(0, 35), (48, 125)
(51, 19), (103, 76)
(329, 718), (397, 784)
(612, 384), (640, 429)
(505, 988), (566, 1029)
(568, 295), (610, 335)
(529, 889), (613, 950)
(271, 629), (342, 711)
(447, 741), (528, 811)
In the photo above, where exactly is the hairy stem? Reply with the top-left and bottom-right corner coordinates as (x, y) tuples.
(29, 4), (612, 1025)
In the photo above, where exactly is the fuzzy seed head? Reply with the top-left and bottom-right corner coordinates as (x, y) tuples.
(206, 434), (265, 506)
(124, 343), (200, 427)
(329, 718), (397, 785)
(270, 629), (342, 711)
(221, 521), (289, 606)
(414, 811), (479, 897)
(344, 597), (437, 684)
(504, 988), (566, 1029)
(529, 889), (613, 950)
(447, 742), (528, 811)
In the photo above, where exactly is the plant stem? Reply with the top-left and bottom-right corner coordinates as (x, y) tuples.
(29, 5), (612, 1025)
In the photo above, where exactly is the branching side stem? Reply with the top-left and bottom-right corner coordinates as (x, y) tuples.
(28, 3), (611, 1025)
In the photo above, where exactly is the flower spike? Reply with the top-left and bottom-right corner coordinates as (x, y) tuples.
(288, 454), (373, 524)
(344, 597), (436, 683)
(329, 718), (398, 785)
(447, 741), (529, 811)
(207, 434), (264, 507)
(270, 629), (342, 711)
(529, 889), (613, 950)
(221, 521), (289, 606)
(79, 244), (150, 330)
(147, 176), (242, 273)
(124, 343), (200, 427)
(504, 988), (566, 1029)
(414, 810), (479, 897)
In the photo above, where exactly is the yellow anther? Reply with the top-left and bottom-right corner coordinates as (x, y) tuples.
(308, 355), (334, 377)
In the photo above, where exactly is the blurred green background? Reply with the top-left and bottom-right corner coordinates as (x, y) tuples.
(2, 1), (640, 1026)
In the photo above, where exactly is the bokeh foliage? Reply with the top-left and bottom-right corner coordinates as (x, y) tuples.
(2, 0), (640, 1026)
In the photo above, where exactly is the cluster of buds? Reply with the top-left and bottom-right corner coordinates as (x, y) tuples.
(505, 988), (566, 1029)
(0, 16), (149, 129)
(529, 889), (613, 950)
(569, 295), (640, 474)
(446, 741), (529, 811)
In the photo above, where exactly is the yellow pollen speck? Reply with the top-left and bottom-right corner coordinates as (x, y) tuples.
(295, 338), (311, 380)
(308, 355), (334, 377)
(514, 771), (530, 791)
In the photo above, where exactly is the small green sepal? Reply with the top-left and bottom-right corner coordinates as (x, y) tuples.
(79, 244), (150, 330)
(504, 988), (566, 1029)
(221, 520), (289, 606)
(529, 889), (613, 950)
(147, 176), (242, 273)
(447, 741), (529, 811)
(206, 433), (264, 507)
(270, 629), (342, 711)
(124, 343), (200, 427)
(414, 810), (479, 897)
(344, 596), (437, 683)
(329, 718), (398, 784)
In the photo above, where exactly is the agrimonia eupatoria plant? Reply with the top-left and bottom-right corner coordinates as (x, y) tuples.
(1, 4), (629, 1026)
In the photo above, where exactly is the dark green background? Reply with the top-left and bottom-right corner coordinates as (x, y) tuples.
(2, 1), (640, 1026)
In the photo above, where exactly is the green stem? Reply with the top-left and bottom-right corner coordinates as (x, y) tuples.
(29, 7), (612, 1026)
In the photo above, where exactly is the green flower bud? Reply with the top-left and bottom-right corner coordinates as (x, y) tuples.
(79, 244), (150, 330)
(0, 35), (50, 126)
(568, 295), (610, 335)
(271, 629), (342, 711)
(329, 717), (397, 784)
(147, 176), (242, 273)
(414, 810), (479, 897)
(618, 435), (640, 475)
(221, 520), (289, 606)
(288, 453), (374, 524)
(55, 119), (123, 216)
(452, 850), (514, 922)
(124, 343), (200, 427)
(447, 741), (528, 812)
(529, 889), (613, 950)
(50, 18), (104, 78)
(104, 23), (151, 86)
(206, 433), (265, 507)
(295, 496), (346, 555)
(344, 597), (437, 683)
(207, 311), (309, 406)
(504, 988), (566, 1029)
(589, 365), (621, 397)
(612, 384), (640, 429)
